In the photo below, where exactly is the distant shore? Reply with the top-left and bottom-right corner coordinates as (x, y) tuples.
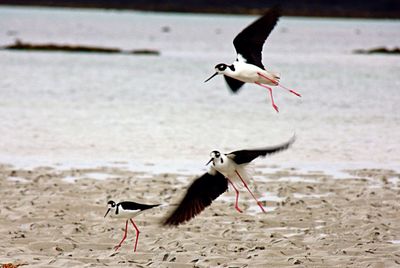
(2, 40), (160, 55)
(4, 40), (400, 57)
(1, 1), (400, 18)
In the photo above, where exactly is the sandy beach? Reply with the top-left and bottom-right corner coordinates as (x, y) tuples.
(1, 163), (399, 267)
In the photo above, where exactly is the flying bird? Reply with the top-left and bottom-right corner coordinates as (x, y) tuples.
(163, 136), (295, 226)
(204, 7), (301, 112)
(104, 200), (160, 252)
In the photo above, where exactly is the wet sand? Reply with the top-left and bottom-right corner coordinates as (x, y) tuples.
(1, 163), (400, 267)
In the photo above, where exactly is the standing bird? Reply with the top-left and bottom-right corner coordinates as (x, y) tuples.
(163, 136), (295, 226)
(104, 200), (160, 252)
(204, 7), (301, 112)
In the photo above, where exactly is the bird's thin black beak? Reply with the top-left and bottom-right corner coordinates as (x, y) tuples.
(204, 72), (218, 83)
(206, 158), (213, 166)
(104, 208), (111, 218)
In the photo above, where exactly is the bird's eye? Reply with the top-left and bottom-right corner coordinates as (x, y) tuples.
(210, 151), (220, 158)
(215, 64), (226, 71)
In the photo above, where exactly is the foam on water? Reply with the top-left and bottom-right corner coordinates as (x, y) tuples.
(62, 172), (120, 183)
(7, 176), (29, 183)
(277, 176), (320, 183)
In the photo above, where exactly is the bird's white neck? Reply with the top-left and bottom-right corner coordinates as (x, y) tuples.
(212, 155), (236, 176)
(219, 65), (236, 76)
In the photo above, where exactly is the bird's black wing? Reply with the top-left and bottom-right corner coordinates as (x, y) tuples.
(163, 170), (228, 226)
(227, 135), (295, 165)
(120, 201), (160, 211)
(224, 75), (245, 93)
(233, 6), (280, 69)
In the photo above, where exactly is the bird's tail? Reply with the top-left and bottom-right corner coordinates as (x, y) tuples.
(270, 71), (280, 82)
(157, 203), (169, 209)
(260, 70), (280, 85)
(234, 163), (255, 189)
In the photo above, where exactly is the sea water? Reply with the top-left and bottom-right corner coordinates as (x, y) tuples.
(0, 6), (399, 172)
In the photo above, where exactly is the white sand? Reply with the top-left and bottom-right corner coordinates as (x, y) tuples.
(1, 164), (400, 267)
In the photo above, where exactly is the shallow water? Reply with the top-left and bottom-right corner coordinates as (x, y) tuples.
(0, 6), (399, 169)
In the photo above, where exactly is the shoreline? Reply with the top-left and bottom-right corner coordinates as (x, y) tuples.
(1, 156), (399, 178)
(0, 3), (399, 19)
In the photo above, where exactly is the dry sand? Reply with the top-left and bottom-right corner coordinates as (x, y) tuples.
(1, 163), (400, 267)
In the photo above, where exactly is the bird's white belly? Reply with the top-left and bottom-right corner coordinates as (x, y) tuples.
(215, 165), (236, 179)
(233, 63), (280, 86)
(235, 71), (259, 83)
(110, 209), (142, 219)
(212, 158), (237, 177)
(213, 160), (252, 187)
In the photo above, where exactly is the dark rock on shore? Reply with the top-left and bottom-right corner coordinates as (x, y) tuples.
(3, 40), (160, 55)
(354, 47), (400, 55)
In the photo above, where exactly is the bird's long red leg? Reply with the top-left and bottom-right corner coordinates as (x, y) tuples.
(130, 219), (140, 252)
(255, 82), (279, 113)
(278, 83), (301, 97)
(226, 178), (243, 213)
(257, 72), (301, 97)
(114, 220), (129, 251)
(235, 170), (266, 213)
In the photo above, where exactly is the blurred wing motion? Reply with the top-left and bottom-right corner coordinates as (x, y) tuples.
(163, 170), (228, 226)
(233, 6), (280, 69)
(227, 135), (295, 165)
(224, 75), (245, 93)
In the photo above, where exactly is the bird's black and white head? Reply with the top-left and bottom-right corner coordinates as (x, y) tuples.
(206, 150), (223, 166)
(204, 63), (230, 82)
(104, 200), (116, 218)
(210, 150), (221, 158)
(206, 150), (234, 175)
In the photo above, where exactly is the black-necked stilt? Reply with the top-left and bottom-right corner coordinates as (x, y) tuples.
(204, 7), (301, 112)
(104, 200), (160, 252)
(163, 136), (295, 226)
